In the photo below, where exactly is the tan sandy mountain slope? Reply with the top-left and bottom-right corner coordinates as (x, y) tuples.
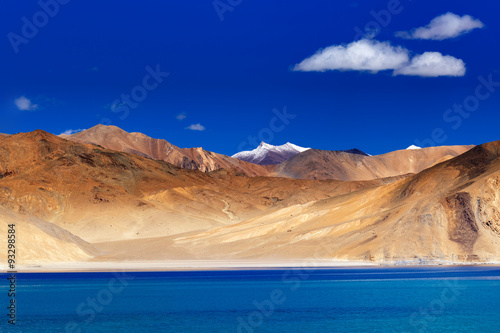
(172, 141), (500, 263)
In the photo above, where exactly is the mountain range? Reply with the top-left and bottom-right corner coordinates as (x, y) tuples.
(2, 125), (499, 267)
(60, 125), (473, 181)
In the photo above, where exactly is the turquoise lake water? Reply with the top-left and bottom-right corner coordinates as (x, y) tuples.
(1, 266), (500, 332)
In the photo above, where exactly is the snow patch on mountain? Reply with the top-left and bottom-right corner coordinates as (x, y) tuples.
(233, 142), (310, 165)
(407, 145), (422, 150)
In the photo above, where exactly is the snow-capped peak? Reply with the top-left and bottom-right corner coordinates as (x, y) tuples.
(233, 142), (310, 165)
(406, 145), (422, 150)
(282, 142), (310, 153)
(258, 141), (274, 150)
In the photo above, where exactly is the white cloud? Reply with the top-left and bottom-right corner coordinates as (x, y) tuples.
(14, 96), (38, 111)
(293, 39), (466, 77)
(186, 123), (205, 131)
(59, 129), (86, 136)
(394, 52), (466, 77)
(293, 39), (409, 73)
(176, 113), (187, 121)
(396, 12), (484, 40)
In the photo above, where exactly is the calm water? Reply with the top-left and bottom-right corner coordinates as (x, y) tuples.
(2, 266), (500, 332)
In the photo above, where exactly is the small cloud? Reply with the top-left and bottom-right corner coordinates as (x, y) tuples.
(59, 128), (86, 136)
(185, 123), (205, 131)
(14, 96), (38, 111)
(293, 39), (409, 73)
(176, 113), (187, 121)
(394, 52), (466, 77)
(396, 12), (484, 40)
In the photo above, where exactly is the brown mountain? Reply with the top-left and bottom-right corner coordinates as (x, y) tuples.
(271, 145), (474, 181)
(0, 130), (391, 264)
(61, 124), (272, 177)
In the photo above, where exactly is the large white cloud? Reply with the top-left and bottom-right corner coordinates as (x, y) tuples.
(293, 39), (409, 73)
(14, 96), (38, 111)
(396, 12), (484, 40)
(394, 52), (466, 77)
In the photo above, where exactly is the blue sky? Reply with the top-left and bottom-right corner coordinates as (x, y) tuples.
(1, 0), (500, 156)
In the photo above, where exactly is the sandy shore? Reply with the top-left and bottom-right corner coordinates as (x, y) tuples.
(2, 259), (379, 273)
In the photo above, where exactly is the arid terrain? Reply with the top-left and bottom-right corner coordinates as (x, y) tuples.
(61, 125), (273, 176)
(2, 126), (500, 269)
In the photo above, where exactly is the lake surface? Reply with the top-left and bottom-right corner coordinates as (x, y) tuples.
(2, 266), (500, 332)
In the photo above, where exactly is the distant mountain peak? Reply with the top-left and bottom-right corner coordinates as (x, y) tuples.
(342, 148), (370, 156)
(407, 145), (422, 150)
(233, 142), (310, 165)
(258, 141), (274, 149)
